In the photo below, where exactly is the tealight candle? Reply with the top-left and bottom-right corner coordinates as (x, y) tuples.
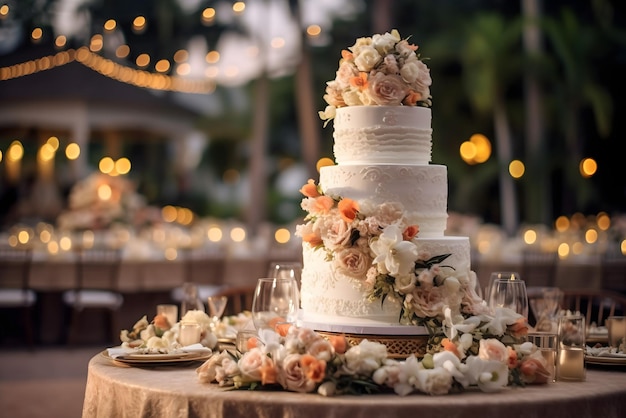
(179, 322), (201, 346)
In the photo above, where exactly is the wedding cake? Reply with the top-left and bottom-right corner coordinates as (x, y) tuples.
(296, 30), (484, 344)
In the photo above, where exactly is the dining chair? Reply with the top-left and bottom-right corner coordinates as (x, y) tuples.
(561, 289), (626, 328)
(521, 249), (559, 287)
(211, 285), (256, 316)
(0, 245), (36, 345)
(600, 246), (626, 294)
(63, 246), (124, 345)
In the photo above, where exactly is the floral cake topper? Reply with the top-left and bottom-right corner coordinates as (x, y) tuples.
(319, 29), (432, 125)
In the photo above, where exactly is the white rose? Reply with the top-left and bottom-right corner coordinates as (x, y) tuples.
(400, 60), (420, 83)
(334, 248), (370, 280)
(415, 367), (453, 395)
(478, 338), (509, 363)
(343, 339), (388, 375)
(353, 45), (382, 72)
(372, 32), (398, 55)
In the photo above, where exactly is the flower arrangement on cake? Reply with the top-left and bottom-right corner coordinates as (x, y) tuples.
(318, 29), (432, 126)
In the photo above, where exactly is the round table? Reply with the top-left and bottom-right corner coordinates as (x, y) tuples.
(82, 354), (626, 418)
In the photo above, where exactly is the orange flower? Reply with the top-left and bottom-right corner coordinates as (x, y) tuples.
(260, 357), (279, 385)
(506, 346), (518, 369)
(268, 316), (287, 330)
(329, 334), (348, 354)
(402, 90), (422, 106)
(246, 336), (259, 351)
(350, 72), (369, 91)
(274, 322), (292, 337)
(508, 318), (529, 338)
(441, 338), (462, 359)
(519, 357), (550, 384)
(299, 179), (320, 198)
(341, 49), (353, 61)
(402, 225), (419, 240)
(314, 195), (335, 214)
(338, 198), (359, 223)
(301, 232), (323, 247)
(300, 354), (326, 383)
(153, 313), (171, 330)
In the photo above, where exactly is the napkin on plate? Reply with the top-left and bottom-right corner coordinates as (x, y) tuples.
(106, 344), (212, 359)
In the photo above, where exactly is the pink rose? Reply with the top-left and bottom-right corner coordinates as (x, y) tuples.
(519, 356), (550, 384)
(406, 285), (446, 318)
(325, 218), (353, 250)
(367, 72), (409, 106)
(334, 248), (370, 279)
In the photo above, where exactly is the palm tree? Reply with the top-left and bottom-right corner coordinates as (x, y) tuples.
(460, 12), (523, 236)
(541, 8), (613, 213)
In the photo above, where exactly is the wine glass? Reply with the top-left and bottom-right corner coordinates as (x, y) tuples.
(530, 287), (563, 331)
(488, 276), (529, 318)
(251, 277), (299, 331)
(207, 295), (228, 322)
(267, 261), (302, 308)
(485, 271), (521, 302)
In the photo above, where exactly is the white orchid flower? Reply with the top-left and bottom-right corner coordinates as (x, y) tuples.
(370, 225), (418, 275)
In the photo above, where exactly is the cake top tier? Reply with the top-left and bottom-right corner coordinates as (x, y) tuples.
(319, 29), (432, 126)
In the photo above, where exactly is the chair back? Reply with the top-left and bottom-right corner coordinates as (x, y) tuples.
(213, 285), (256, 316)
(561, 289), (626, 327)
(521, 249), (558, 287)
(0, 245), (33, 291)
(74, 247), (122, 292)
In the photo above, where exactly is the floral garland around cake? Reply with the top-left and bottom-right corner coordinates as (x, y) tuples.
(318, 29), (432, 126)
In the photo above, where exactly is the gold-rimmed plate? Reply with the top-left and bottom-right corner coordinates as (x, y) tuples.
(101, 350), (212, 365)
(585, 355), (626, 366)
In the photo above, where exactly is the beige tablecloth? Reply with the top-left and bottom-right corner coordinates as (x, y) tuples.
(83, 354), (626, 418)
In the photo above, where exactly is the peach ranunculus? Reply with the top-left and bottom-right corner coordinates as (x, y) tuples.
(338, 198), (359, 222)
(299, 179), (320, 198)
(350, 72), (369, 91)
(334, 248), (370, 280)
(402, 225), (419, 241)
(312, 195), (335, 215)
(295, 223), (322, 247)
(280, 354), (320, 393)
(367, 72), (409, 106)
(329, 334), (348, 355)
(478, 338), (509, 363)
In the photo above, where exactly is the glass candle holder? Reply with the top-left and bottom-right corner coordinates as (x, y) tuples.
(526, 332), (557, 383)
(556, 315), (586, 381)
(607, 316), (626, 350)
(179, 321), (202, 346)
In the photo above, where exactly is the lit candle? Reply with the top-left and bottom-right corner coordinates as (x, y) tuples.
(179, 322), (201, 346)
(557, 347), (585, 381)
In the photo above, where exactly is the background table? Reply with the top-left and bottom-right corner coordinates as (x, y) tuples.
(83, 353), (626, 418)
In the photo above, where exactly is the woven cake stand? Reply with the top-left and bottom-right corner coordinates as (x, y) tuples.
(299, 318), (431, 359)
(316, 330), (429, 359)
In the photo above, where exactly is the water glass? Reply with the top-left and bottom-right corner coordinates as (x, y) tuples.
(557, 315), (586, 381)
(488, 276), (529, 318)
(208, 296), (228, 321)
(607, 316), (626, 350)
(179, 321), (202, 346)
(267, 261), (302, 307)
(251, 277), (299, 331)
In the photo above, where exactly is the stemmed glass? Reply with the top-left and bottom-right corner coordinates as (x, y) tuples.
(488, 276), (529, 319)
(530, 287), (563, 331)
(251, 277), (299, 331)
(207, 295), (228, 321)
(485, 271), (521, 300)
(267, 261), (302, 308)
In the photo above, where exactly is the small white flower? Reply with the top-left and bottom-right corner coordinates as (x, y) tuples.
(371, 225), (418, 275)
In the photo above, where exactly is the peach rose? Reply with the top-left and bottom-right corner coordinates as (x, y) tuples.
(238, 348), (277, 385)
(153, 313), (171, 330)
(478, 338), (509, 363)
(301, 354), (327, 383)
(280, 354), (319, 393)
(367, 72), (409, 106)
(312, 195), (335, 215)
(519, 356), (550, 384)
(334, 248), (370, 279)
